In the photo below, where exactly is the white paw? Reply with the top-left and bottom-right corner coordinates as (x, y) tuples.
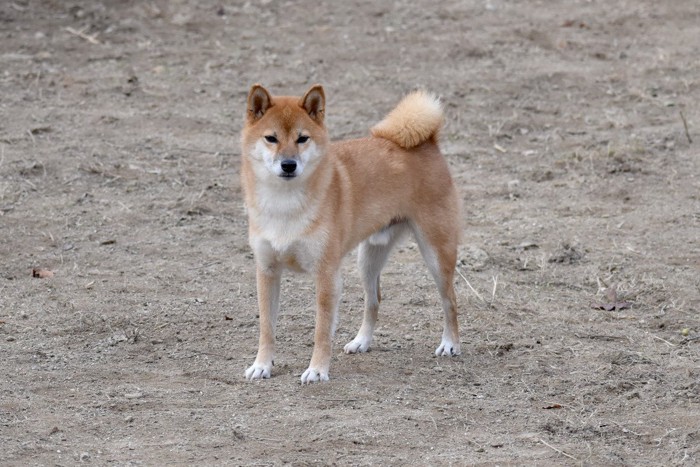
(245, 362), (272, 380)
(344, 336), (372, 354)
(435, 339), (461, 357)
(300, 367), (329, 384)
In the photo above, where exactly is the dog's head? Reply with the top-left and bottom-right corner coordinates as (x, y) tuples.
(241, 84), (329, 181)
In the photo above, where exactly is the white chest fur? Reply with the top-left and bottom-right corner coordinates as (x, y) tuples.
(249, 182), (325, 273)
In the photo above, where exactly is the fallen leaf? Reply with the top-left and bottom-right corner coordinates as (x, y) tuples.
(32, 268), (54, 278)
(561, 19), (588, 29)
(591, 301), (631, 311)
(30, 126), (52, 135)
(548, 243), (583, 264)
(591, 286), (631, 311)
(604, 286), (618, 303)
(543, 404), (562, 409)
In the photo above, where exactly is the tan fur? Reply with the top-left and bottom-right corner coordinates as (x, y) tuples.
(370, 90), (444, 148)
(241, 84), (461, 383)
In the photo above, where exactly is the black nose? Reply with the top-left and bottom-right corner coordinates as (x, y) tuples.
(281, 159), (297, 174)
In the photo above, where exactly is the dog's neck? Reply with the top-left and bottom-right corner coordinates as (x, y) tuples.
(254, 179), (310, 216)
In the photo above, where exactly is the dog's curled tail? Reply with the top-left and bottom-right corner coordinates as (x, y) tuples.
(371, 90), (443, 149)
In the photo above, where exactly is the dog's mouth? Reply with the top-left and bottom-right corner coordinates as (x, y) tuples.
(278, 173), (296, 179)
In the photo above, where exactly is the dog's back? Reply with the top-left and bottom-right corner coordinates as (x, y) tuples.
(325, 91), (458, 251)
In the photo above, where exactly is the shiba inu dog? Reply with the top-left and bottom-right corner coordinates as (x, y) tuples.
(240, 84), (461, 383)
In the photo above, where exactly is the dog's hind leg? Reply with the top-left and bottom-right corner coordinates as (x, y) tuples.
(344, 222), (408, 354)
(410, 218), (461, 357)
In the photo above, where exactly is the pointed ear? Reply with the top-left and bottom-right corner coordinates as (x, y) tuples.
(300, 84), (325, 123)
(247, 84), (272, 121)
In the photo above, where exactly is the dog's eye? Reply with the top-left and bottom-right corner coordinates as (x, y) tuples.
(296, 135), (309, 144)
(264, 135), (278, 144)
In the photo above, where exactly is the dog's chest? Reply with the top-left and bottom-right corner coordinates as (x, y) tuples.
(248, 181), (327, 272)
(252, 203), (315, 252)
(253, 183), (310, 233)
(251, 233), (321, 273)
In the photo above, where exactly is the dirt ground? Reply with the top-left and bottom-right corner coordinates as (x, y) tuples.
(1, 0), (698, 465)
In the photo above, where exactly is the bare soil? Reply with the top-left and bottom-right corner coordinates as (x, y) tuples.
(1, 1), (699, 465)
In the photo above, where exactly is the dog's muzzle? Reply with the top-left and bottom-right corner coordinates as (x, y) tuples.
(280, 159), (297, 178)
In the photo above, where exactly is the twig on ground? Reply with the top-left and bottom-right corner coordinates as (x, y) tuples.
(490, 275), (499, 304)
(187, 350), (229, 359)
(655, 428), (677, 446)
(252, 436), (285, 443)
(428, 414), (438, 430)
(65, 26), (101, 44)
(650, 333), (676, 347)
(539, 438), (578, 461)
(172, 146), (236, 156)
(680, 110), (692, 144)
(456, 266), (485, 303)
(609, 419), (648, 437)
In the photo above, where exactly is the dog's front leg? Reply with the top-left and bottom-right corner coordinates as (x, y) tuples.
(245, 264), (281, 380)
(301, 268), (342, 384)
